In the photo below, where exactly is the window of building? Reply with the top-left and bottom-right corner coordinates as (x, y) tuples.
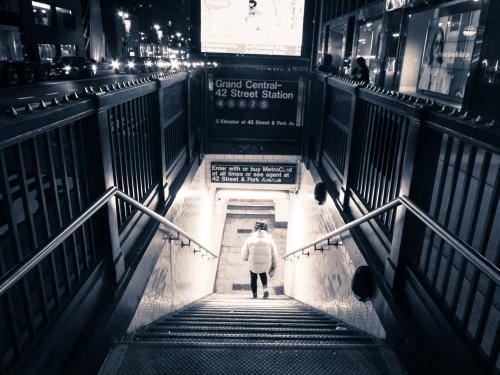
(399, 2), (482, 105)
(32, 1), (52, 26)
(56, 7), (74, 28)
(0, 0), (20, 13)
(355, 18), (383, 83)
(140, 43), (155, 57)
(60, 44), (76, 56)
(0, 26), (22, 61)
(37, 43), (56, 62)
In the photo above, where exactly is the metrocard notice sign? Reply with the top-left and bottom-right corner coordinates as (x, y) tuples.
(210, 76), (300, 127)
(211, 162), (297, 184)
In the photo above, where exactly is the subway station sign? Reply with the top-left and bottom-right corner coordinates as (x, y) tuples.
(210, 76), (300, 127)
(211, 162), (297, 184)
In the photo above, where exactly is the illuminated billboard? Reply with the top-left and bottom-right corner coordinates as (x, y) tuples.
(201, 0), (305, 56)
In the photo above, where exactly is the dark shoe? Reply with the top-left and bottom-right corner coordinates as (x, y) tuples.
(263, 291), (269, 299)
(253, 293), (257, 299)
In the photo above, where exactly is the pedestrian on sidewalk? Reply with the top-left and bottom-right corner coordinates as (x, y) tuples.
(241, 220), (278, 299)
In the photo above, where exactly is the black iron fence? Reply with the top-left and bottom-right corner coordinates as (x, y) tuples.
(308, 72), (500, 373)
(0, 72), (193, 374)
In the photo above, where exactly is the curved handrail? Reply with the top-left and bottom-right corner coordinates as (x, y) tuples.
(0, 187), (217, 296)
(284, 196), (500, 287)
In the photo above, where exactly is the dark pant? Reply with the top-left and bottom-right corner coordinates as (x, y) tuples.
(250, 271), (267, 294)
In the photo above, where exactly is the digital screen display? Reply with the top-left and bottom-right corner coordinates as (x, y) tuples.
(201, 0), (305, 56)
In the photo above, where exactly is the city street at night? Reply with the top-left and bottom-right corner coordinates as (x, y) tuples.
(0, 71), (153, 113)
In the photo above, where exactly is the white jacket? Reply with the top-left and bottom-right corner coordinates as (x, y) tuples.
(241, 230), (278, 274)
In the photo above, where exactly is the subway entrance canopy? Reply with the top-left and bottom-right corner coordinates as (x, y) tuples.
(0, 0), (498, 374)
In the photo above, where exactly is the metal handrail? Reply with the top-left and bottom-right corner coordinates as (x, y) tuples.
(284, 196), (500, 287)
(0, 186), (217, 296)
(285, 198), (401, 258)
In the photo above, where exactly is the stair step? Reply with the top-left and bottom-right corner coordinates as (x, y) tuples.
(186, 308), (311, 313)
(143, 325), (359, 335)
(132, 331), (374, 343)
(123, 339), (387, 350)
(161, 317), (338, 325)
(151, 320), (343, 329)
(227, 204), (274, 210)
(100, 294), (405, 375)
(226, 212), (274, 218)
(172, 312), (330, 321)
(173, 311), (329, 318)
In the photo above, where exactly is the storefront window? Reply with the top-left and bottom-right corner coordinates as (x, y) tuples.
(140, 43), (155, 57)
(37, 43), (56, 62)
(381, 9), (403, 89)
(0, 26), (22, 61)
(399, 2), (481, 104)
(32, 1), (51, 26)
(56, 7), (74, 28)
(60, 44), (76, 56)
(355, 18), (383, 83)
(327, 23), (346, 74)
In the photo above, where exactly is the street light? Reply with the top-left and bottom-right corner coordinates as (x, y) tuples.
(118, 10), (132, 59)
(153, 24), (163, 57)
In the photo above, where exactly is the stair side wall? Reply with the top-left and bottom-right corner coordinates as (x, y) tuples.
(128, 157), (226, 332)
(284, 163), (386, 338)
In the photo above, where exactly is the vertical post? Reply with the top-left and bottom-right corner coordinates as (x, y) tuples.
(384, 116), (421, 289)
(303, 75), (312, 166)
(96, 108), (125, 286)
(186, 73), (193, 163)
(313, 74), (328, 165)
(337, 85), (360, 208)
(156, 79), (167, 203)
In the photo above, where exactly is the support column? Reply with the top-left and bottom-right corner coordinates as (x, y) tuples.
(96, 108), (125, 286)
(384, 117), (421, 289)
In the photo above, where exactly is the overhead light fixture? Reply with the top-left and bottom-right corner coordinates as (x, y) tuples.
(463, 26), (477, 37)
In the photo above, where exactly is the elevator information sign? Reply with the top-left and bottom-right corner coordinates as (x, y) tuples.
(211, 162), (297, 184)
(211, 77), (300, 126)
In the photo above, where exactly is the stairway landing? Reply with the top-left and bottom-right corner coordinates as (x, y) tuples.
(99, 293), (405, 374)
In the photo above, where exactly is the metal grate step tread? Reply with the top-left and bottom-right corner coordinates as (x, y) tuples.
(151, 320), (343, 329)
(175, 311), (324, 317)
(142, 325), (357, 335)
(132, 331), (374, 342)
(163, 317), (335, 324)
(99, 342), (402, 375)
(187, 306), (310, 311)
(172, 312), (331, 319)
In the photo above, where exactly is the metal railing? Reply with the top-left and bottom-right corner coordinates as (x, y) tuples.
(0, 186), (217, 296)
(284, 196), (500, 287)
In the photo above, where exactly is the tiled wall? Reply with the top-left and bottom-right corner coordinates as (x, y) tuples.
(128, 160), (226, 332)
(284, 164), (386, 338)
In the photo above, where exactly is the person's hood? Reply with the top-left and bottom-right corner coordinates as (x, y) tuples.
(253, 230), (270, 238)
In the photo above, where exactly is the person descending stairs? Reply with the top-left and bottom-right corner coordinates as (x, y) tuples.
(99, 293), (405, 374)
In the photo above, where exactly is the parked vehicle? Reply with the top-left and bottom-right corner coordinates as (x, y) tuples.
(0, 60), (51, 86)
(50, 57), (97, 79)
(0, 26), (50, 86)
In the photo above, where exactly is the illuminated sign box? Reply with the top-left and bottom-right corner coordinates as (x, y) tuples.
(211, 162), (297, 184)
(386, 0), (409, 11)
(201, 0), (305, 56)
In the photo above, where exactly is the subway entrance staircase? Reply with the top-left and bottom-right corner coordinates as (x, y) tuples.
(99, 293), (404, 374)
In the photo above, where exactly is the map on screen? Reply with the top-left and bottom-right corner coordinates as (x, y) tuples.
(201, 0), (305, 56)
